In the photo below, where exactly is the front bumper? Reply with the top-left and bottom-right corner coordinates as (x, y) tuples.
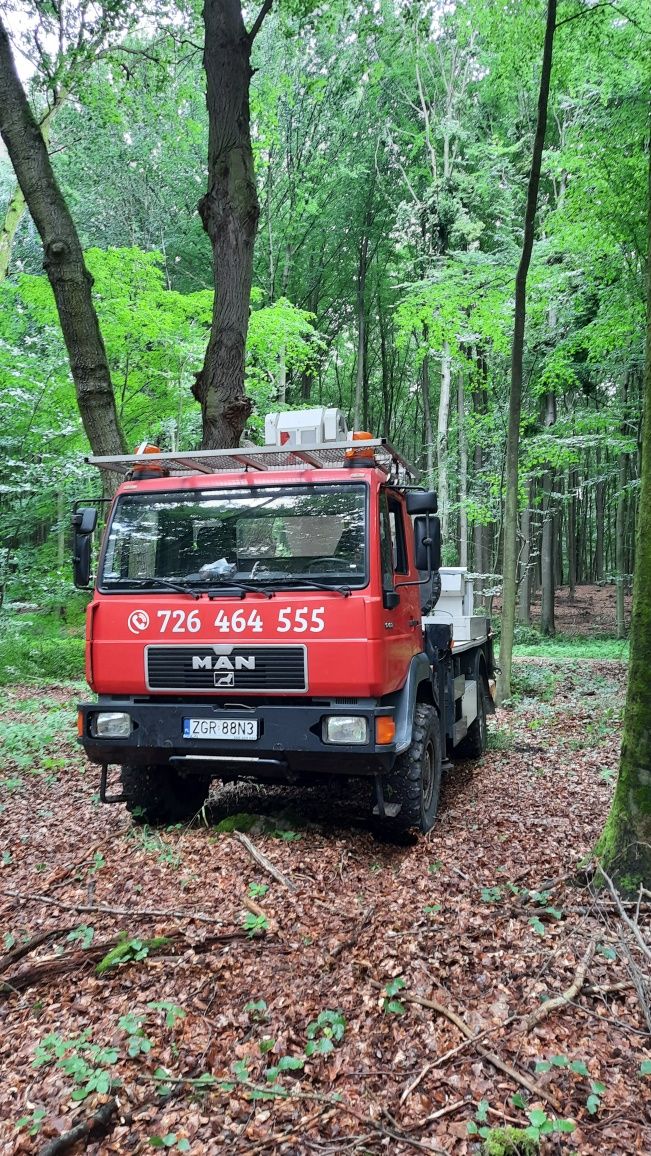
(77, 699), (397, 777)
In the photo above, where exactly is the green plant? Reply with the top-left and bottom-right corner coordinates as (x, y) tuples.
(587, 1080), (606, 1114)
(147, 1001), (186, 1028)
(66, 925), (95, 949)
(640, 1060), (651, 1076)
(305, 1009), (346, 1054)
(245, 999), (268, 1022)
(247, 881), (269, 899)
(149, 1135), (190, 1150)
(119, 1012), (153, 1057)
(481, 886), (503, 903)
(96, 933), (170, 975)
(33, 1031), (119, 1101)
(487, 728), (514, 752)
(242, 912), (268, 937)
(265, 1054), (305, 1079)
(382, 978), (406, 1016)
(16, 1108), (47, 1136)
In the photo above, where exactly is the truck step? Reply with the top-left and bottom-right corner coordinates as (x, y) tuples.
(372, 802), (402, 818)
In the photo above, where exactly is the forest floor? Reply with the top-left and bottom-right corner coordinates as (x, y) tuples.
(1, 659), (650, 1156)
(491, 583), (632, 638)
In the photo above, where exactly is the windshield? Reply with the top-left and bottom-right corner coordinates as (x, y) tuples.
(100, 484), (367, 590)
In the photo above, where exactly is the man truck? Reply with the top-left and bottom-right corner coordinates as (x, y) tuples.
(74, 407), (495, 834)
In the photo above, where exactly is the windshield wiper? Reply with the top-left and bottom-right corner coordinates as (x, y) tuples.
(188, 575), (275, 599)
(104, 577), (200, 599)
(253, 578), (352, 598)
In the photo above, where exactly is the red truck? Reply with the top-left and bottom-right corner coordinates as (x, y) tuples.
(74, 408), (495, 833)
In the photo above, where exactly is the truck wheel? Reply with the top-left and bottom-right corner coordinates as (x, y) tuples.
(457, 680), (488, 759)
(120, 765), (210, 825)
(388, 703), (442, 833)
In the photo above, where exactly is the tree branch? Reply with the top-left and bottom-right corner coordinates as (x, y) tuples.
(248, 0), (274, 44)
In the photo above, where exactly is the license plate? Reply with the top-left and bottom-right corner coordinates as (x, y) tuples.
(183, 718), (259, 741)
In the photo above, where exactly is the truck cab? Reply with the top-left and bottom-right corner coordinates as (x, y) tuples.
(75, 409), (494, 833)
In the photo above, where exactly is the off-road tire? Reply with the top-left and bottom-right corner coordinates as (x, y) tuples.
(387, 703), (442, 833)
(457, 679), (488, 760)
(121, 765), (210, 825)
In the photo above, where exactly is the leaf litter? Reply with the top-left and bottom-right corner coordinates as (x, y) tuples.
(0, 661), (649, 1154)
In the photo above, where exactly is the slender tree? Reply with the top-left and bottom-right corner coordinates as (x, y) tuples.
(596, 143), (651, 888)
(193, 0), (274, 448)
(497, 0), (556, 702)
(0, 17), (125, 462)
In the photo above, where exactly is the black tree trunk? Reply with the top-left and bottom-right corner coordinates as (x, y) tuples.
(0, 19), (124, 461)
(195, 0), (272, 449)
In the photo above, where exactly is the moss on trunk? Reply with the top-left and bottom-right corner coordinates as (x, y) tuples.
(596, 148), (651, 889)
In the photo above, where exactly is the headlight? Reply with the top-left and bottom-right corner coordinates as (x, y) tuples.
(91, 711), (132, 738)
(323, 716), (368, 744)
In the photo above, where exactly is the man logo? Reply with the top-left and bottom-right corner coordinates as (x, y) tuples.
(215, 670), (235, 688)
(191, 655), (256, 672)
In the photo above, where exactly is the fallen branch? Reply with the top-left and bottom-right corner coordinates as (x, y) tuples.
(598, 866), (651, 962)
(135, 1072), (447, 1154)
(400, 1062), (432, 1106)
(242, 894), (278, 934)
(524, 935), (597, 1031)
(2, 929), (251, 994)
(233, 831), (296, 891)
(330, 906), (374, 961)
(0, 926), (74, 976)
(2, 889), (227, 925)
(401, 990), (561, 1111)
(37, 1096), (119, 1156)
(415, 1098), (471, 1126)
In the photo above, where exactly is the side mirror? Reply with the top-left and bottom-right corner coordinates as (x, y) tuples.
(73, 507), (98, 535)
(73, 533), (92, 588)
(406, 490), (438, 515)
(414, 515), (442, 572)
(72, 506), (97, 588)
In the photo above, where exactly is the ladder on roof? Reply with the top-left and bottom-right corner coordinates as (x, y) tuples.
(86, 439), (419, 482)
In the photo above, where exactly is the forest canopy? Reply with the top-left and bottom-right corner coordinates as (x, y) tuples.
(0, 0), (647, 615)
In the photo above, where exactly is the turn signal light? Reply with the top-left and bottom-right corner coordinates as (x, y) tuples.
(375, 716), (396, 745)
(131, 441), (168, 479)
(344, 431), (375, 464)
(77, 710), (84, 736)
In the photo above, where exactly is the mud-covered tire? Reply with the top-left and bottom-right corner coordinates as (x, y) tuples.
(457, 679), (488, 760)
(120, 765), (210, 825)
(387, 703), (442, 833)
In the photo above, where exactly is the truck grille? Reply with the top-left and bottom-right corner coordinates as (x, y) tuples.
(145, 644), (308, 693)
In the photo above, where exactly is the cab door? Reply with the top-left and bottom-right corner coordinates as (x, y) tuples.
(379, 489), (423, 687)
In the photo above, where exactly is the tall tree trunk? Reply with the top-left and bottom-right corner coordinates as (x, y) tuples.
(595, 448), (605, 581)
(421, 325), (434, 483)
(0, 102), (58, 282)
(0, 20), (124, 463)
(596, 148), (651, 888)
(540, 391), (557, 636)
(458, 374), (468, 566)
(517, 484), (531, 625)
(438, 342), (452, 546)
(194, 0), (272, 449)
(616, 449), (627, 639)
(497, 0), (556, 702)
(353, 230), (369, 429)
(567, 467), (577, 599)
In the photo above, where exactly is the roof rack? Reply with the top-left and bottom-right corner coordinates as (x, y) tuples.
(86, 439), (419, 482)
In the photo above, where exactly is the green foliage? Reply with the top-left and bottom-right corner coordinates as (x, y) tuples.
(96, 933), (170, 975)
(33, 1030), (119, 1101)
(242, 912), (269, 937)
(305, 1009), (346, 1054)
(382, 977), (406, 1016)
(15, 1108), (47, 1137)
